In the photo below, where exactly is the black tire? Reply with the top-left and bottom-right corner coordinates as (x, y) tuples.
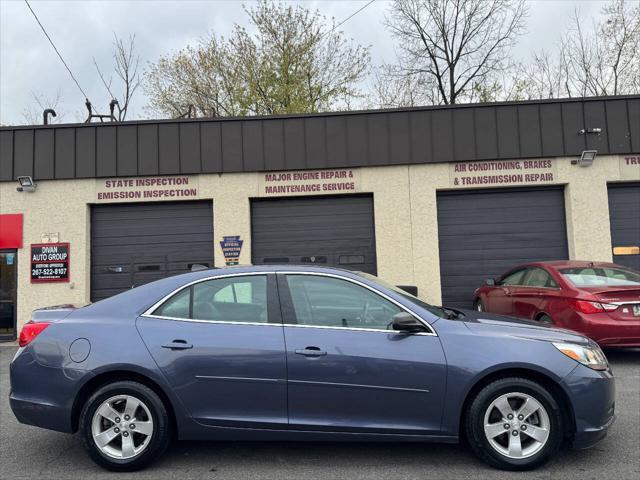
(79, 380), (171, 471)
(474, 299), (484, 312)
(464, 377), (563, 471)
(538, 314), (553, 324)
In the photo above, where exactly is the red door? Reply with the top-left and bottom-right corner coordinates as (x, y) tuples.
(487, 269), (527, 315)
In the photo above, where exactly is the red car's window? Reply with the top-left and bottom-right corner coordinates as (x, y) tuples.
(499, 269), (526, 286)
(560, 267), (640, 287)
(523, 268), (558, 288)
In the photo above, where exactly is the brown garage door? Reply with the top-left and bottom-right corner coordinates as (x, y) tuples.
(91, 201), (214, 301)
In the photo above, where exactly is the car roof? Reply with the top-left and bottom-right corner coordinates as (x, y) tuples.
(190, 264), (361, 276)
(510, 260), (625, 271)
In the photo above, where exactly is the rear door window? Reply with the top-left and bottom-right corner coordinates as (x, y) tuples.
(560, 267), (640, 287)
(152, 275), (269, 323)
(523, 267), (558, 288)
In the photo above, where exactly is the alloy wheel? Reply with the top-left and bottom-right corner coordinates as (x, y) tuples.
(483, 392), (550, 459)
(91, 394), (154, 460)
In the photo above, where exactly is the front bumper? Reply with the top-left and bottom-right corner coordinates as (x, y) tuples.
(562, 363), (616, 449)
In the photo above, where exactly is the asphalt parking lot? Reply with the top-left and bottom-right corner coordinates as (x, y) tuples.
(1, 346), (638, 480)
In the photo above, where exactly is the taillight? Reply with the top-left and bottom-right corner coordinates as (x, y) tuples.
(18, 321), (50, 347)
(568, 299), (618, 314)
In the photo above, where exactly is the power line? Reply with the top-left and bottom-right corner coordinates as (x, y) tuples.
(23, 0), (93, 109)
(322, 0), (376, 39)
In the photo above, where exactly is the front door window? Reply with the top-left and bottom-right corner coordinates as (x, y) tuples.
(285, 274), (402, 330)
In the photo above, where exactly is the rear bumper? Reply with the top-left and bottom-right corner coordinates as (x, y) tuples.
(562, 364), (616, 449)
(9, 395), (74, 433)
(571, 313), (640, 347)
(9, 347), (89, 434)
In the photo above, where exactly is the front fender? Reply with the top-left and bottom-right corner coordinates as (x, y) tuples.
(435, 320), (578, 436)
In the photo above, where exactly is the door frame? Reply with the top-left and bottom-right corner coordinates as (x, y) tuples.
(0, 249), (18, 342)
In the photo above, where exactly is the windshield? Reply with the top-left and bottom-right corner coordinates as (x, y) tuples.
(560, 266), (640, 287)
(356, 272), (450, 317)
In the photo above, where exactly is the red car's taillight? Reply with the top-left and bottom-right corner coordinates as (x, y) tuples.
(18, 321), (50, 347)
(568, 299), (618, 314)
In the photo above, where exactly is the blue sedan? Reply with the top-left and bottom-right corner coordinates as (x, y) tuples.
(9, 266), (614, 471)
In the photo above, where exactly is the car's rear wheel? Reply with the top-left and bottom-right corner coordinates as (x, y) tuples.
(538, 314), (553, 324)
(465, 377), (563, 471)
(474, 299), (484, 312)
(79, 380), (170, 471)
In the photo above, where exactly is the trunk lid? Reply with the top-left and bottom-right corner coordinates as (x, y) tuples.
(581, 287), (640, 320)
(31, 304), (79, 323)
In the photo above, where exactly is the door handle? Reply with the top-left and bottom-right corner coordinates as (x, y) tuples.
(161, 339), (193, 350)
(295, 346), (327, 357)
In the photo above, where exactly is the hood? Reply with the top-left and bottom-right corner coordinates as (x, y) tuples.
(31, 304), (79, 323)
(457, 308), (590, 345)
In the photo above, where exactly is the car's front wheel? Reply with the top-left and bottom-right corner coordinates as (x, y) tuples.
(465, 377), (563, 470)
(79, 380), (171, 471)
(474, 299), (484, 312)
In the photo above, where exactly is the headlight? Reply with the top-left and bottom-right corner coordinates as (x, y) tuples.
(552, 342), (608, 371)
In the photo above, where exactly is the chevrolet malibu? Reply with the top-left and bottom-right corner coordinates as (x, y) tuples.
(10, 266), (614, 471)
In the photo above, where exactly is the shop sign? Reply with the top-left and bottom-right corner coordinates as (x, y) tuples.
(449, 159), (557, 187)
(220, 236), (243, 266)
(620, 155), (640, 180)
(258, 168), (361, 196)
(31, 243), (70, 283)
(96, 176), (199, 202)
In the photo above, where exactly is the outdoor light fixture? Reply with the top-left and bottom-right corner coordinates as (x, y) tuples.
(571, 150), (597, 167)
(16, 176), (37, 192)
(578, 127), (602, 135)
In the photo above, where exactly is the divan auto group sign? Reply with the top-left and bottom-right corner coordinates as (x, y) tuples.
(31, 243), (70, 283)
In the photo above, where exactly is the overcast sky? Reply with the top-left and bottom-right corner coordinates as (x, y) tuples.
(0, 0), (607, 125)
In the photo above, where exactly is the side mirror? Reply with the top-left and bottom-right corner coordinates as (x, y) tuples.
(391, 312), (425, 333)
(485, 278), (496, 286)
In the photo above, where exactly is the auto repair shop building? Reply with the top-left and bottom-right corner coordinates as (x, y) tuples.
(1, 95), (639, 341)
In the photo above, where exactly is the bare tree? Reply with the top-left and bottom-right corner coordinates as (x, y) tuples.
(373, 63), (439, 108)
(382, 0), (527, 106)
(22, 89), (66, 124)
(563, 0), (639, 96)
(93, 34), (141, 121)
(516, 0), (639, 100)
(512, 48), (573, 100)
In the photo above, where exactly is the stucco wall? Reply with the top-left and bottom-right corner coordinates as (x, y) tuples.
(1, 154), (638, 332)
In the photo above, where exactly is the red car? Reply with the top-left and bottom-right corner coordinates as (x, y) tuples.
(473, 260), (640, 348)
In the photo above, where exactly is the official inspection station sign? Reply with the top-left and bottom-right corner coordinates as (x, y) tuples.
(31, 243), (70, 283)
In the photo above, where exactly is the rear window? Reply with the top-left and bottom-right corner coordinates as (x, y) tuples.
(560, 267), (640, 287)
